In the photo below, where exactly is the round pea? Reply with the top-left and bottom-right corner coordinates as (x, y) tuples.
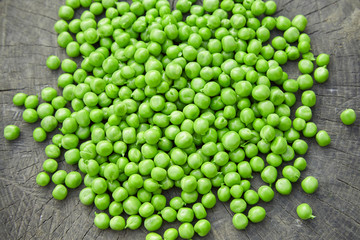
(4, 125), (20, 140)
(297, 203), (315, 220)
(340, 109), (356, 125)
(247, 206), (266, 223)
(301, 176), (319, 194)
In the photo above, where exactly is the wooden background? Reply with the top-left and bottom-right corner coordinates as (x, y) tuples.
(0, 0), (359, 239)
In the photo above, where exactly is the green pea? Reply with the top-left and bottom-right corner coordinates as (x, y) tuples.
(297, 203), (315, 220)
(163, 228), (178, 240)
(258, 185), (274, 202)
(301, 176), (319, 194)
(52, 184), (68, 200)
(110, 216), (126, 231)
(261, 165), (278, 186)
(282, 165), (301, 182)
(178, 222), (194, 240)
(194, 219), (211, 237)
(340, 109), (356, 125)
(144, 214), (163, 232)
(275, 178), (292, 195)
(232, 213), (249, 230)
(4, 125), (20, 141)
(248, 206), (266, 223)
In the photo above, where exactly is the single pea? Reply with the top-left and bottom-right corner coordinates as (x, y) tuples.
(240, 180), (251, 192)
(314, 67), (329, 83)
(301, 176), (319, 194)
(94, 212), (110, 230)
(94, 193), (111, 210)
(79, 187), (96, 206)
(160, 207), (177, 223)
(232, 213), (248, 230)
(178, 222), (194, 240)
(36, 172), (50, 186)
(316, 53), (330, 67)
(249, 156), (265, 172)
(292, 14), (307, 32)
(248, 206), (266, 223)
(58, 5), (74, 20)
(52, 184), (68, 200)
(340, 109), (356, 125)
(146, 232), (162, 240)
(275, 178), (292, 195)
(46, 56), (61, 70)
(54, 19), (69, 33)
(41, 116), (58, 132)
(42, 159), (58, 173)
(293, 118), (306, 131)
(123, 196), (141, 215)
(24, 95), (39, 109)
(297, 203), (315, 220)
(65, 171), (82, 189)
(58, 32), (73, 48)
(217, 185), (231, 202)
(302, 122), (318, 138)
(92, 177), (108, 194)
(164, 228), (178, 240)
(144, 214), (163, 232)
(61, 59), (77, 73)
(243, 189), (259, 205)
(298, 41), (311, 54)
(282, 165), (301, 182)
(264, 1), (277, 15)
(258, 185), (274, 202)
(230, 198), (247, 214)
(316, 130), (331, 147)
(261, 165), (278, 186)
(13, 93), (28, 106)
(52, 170), (67, 184)
(298, 59), (314, 74)
(293, 157), (307, 171)
(37, 103), (55, 119)
(125, 215), (142, 230)
(270, 136), (287, 155)
(110, 216), (126, 231)
(194, 219), (211, 237)
(4, 125), (20, 140)
(201, 192), (216, 209)
(301, 90), (316, 107)
(177, 207), (194, 223)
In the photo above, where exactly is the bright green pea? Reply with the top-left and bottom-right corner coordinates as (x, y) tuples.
(297, 203), (315, 220)
(275, 178), (292, 195)
(301, 176), (319, 194)
(178, 222), (194, 240)
(282, 165), (301, 183)
(36, 172), (50, 187)
(258, 185), (274, 202)
(316, 53), (330, 67)
(340, 109), (356, 125)
(248, 206), (266, 223)
(314, 67), (329, 83)
(232, 213), (248, 230)
(4, 125), (20, 141)
(194, 219), (211, 237)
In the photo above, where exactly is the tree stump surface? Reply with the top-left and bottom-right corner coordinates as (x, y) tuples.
(0, 0), (359, 239)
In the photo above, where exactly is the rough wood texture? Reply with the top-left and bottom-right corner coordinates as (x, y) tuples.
(0, 0), (359, 239)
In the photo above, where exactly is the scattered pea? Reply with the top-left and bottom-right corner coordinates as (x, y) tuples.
(4, 125), (20, 140)
(340, 109), (356, 125)
(297, 203), (315, 220)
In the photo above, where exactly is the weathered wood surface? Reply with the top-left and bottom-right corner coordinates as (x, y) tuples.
(0, 0), (359, 239)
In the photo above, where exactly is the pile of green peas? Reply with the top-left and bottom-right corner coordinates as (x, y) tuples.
(3, 0), (358, 238)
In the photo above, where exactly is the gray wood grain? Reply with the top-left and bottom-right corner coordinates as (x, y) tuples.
(0, 0), (359, 239)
